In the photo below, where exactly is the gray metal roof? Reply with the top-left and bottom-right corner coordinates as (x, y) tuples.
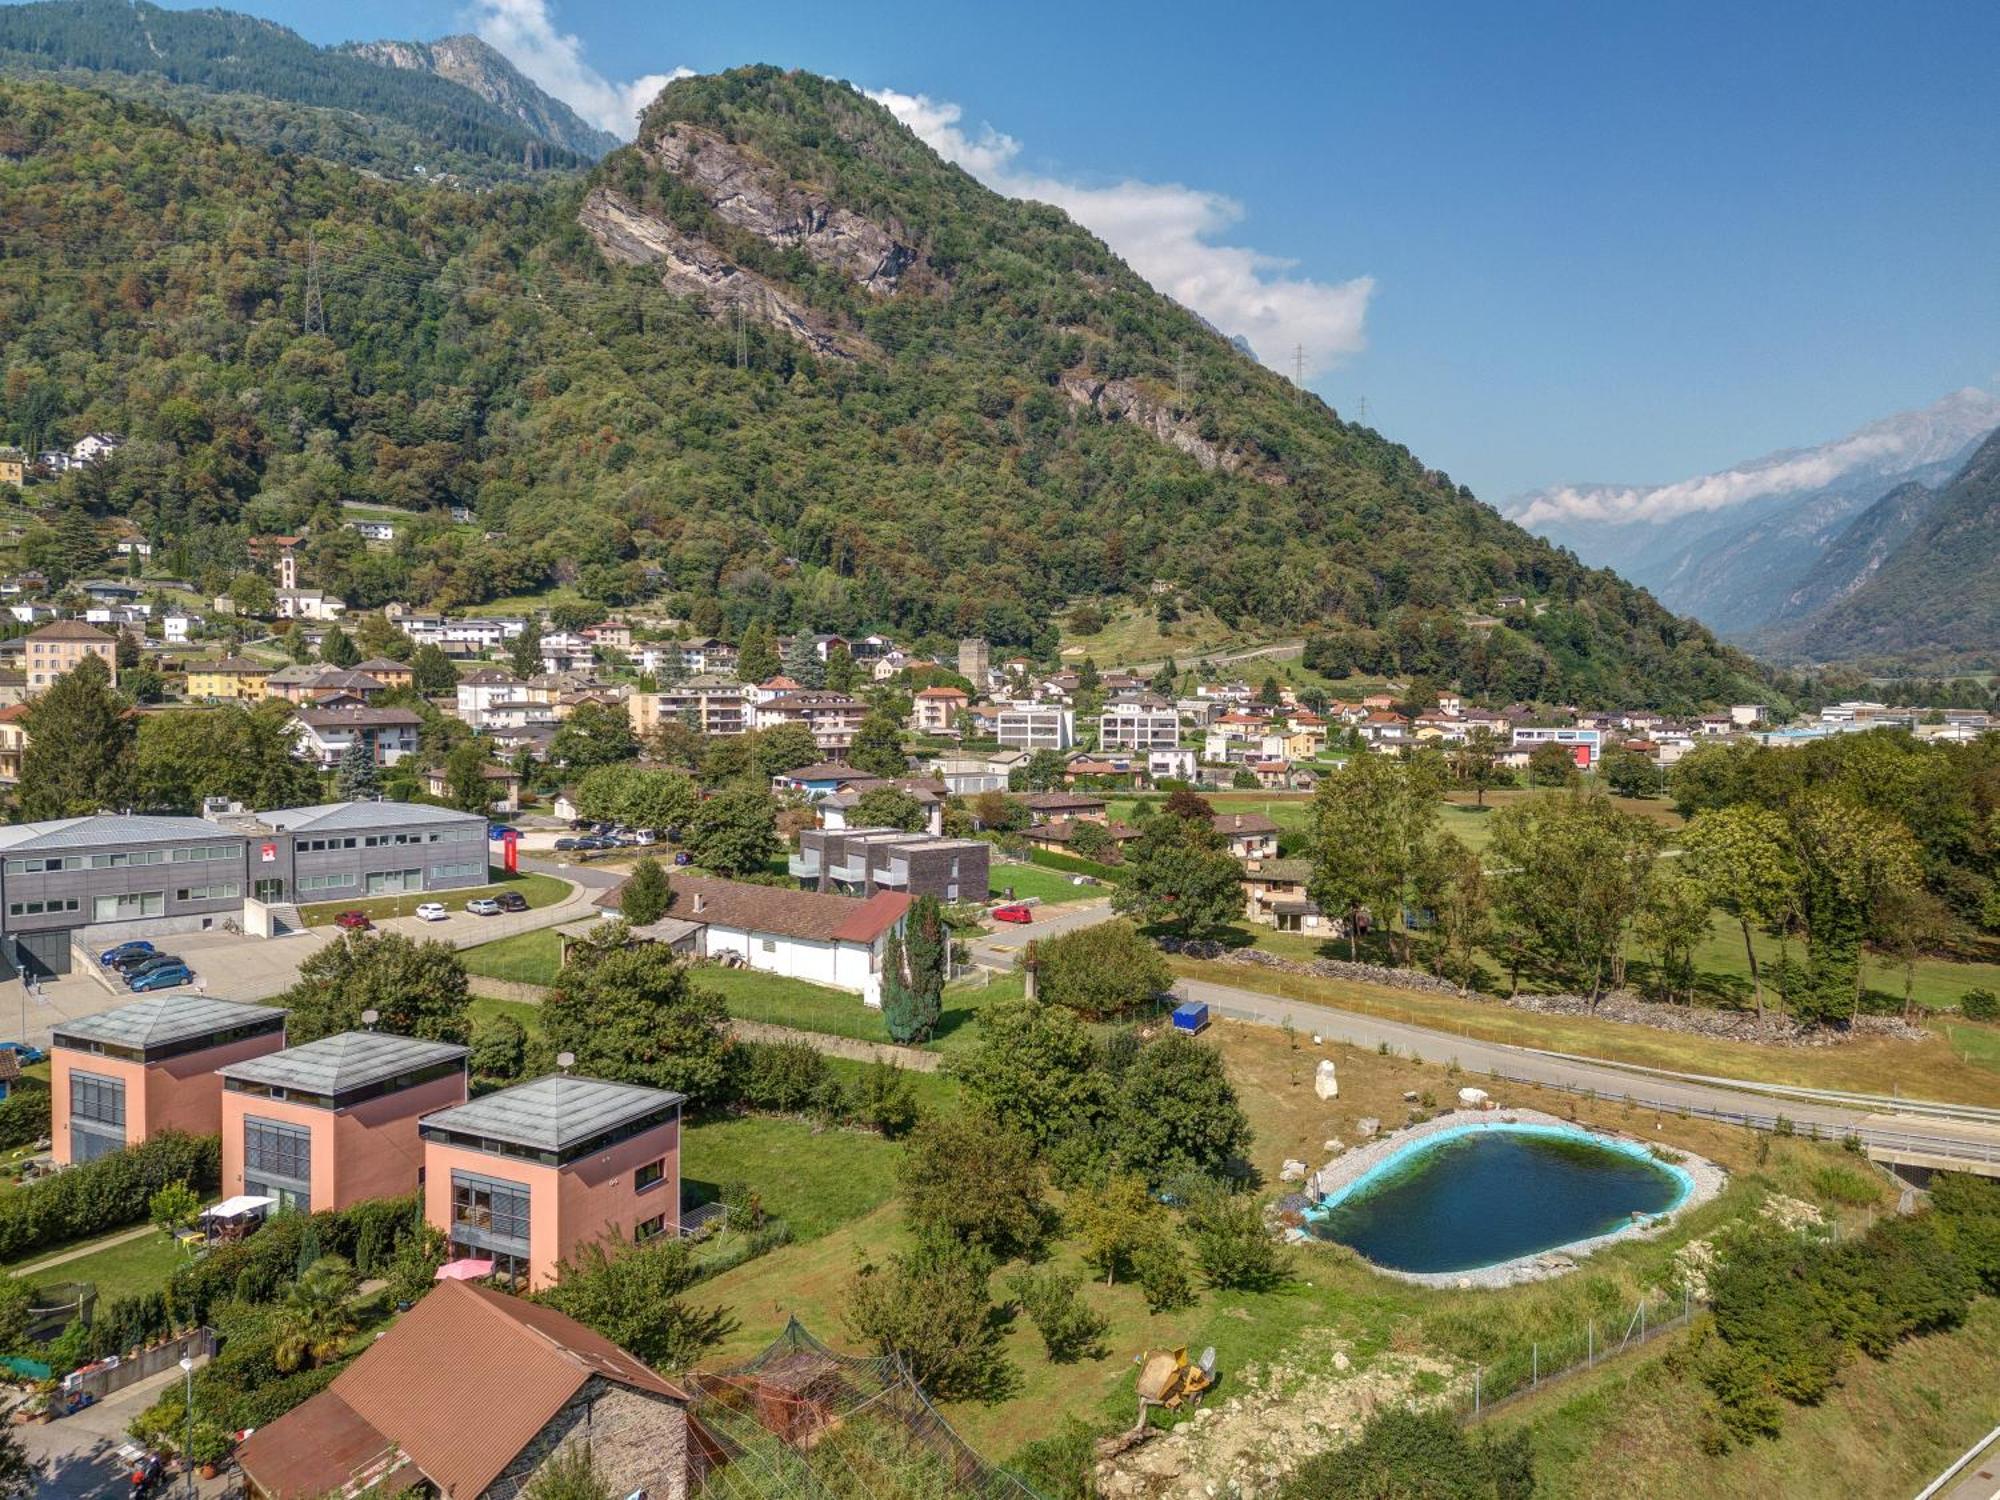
(54, 994), (284, 1051)
(254, 801), (487, 834)
(0, 814), (239, 853)
(420, 1074), (683, 1152)
(220, 1031), (468, 1095)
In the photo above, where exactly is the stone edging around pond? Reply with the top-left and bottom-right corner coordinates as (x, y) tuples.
(1287, 1106), (1727, 1290)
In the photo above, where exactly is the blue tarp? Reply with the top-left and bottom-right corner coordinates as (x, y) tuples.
(1171, 1001), (1210, 1033)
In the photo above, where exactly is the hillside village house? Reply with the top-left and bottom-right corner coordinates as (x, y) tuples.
(236, 1277), (712, 1500)
(219, 1031), (470, 1214)
(0, 449), (23, 488)
(419, 1073), (684, 1290)
(1018, 790), (1109, 824)
(1098, 697), (1181, 753)
(631, 674), (753, 737)
(24, 620), (115, 690)
(51, 996), (287, 1165)
(422, 761), (522, 813)
(1214, 812), (1280, 859)
(289, 705), (421, 768)
(1511, 725), (1603, 768)
(1238, 857), (1325, 931)
(996, 701), (1075, 751)
(0, 704), (26, 785)
(912, 684), (969, 734)
(353, 657), (415, 691)
(756, 690), (867, 751)
(457, 667), (524, 727)
(275, 589), (346, 622)
(790, 827), (987, 900)
(600, 875), (910, 1007)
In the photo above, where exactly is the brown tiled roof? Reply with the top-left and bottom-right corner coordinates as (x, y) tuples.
(240, 1279), (688, 1500)
(777, 762), (868, 782)
(1213, 813), (1279, 835)
(236, 1389), (412, 1500)
(599, 873), (910, 944)
(25, 620), (112, 642)
(188, 656), (268, 674)
(293, 706), (421, 729)
(1029, 818), (1140, 845)
(1020, 791), (1107, 812)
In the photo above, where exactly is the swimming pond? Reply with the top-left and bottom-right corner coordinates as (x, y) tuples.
(1305, 1122), (1690, 1274)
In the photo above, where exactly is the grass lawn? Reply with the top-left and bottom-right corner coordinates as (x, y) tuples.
(988, 862), (1101, 905)
(17, 1231), (185, 1305)
(462, 927), (564, 986)
(1057, 602), (1253, 670)
(681, 1114), (902, 1244)
(298, 869), (569, 927)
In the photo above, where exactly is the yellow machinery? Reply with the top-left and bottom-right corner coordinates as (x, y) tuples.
(1133, 1345), (1216, 1426)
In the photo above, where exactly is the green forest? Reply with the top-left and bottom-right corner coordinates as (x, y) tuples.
(1, 67), (1769, 709)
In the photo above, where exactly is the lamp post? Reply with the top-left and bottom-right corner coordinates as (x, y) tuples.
(178, 1353), (194, 1493)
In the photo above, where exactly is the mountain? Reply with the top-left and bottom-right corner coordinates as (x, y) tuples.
(0, 70), (1770, 711)
(0, 0), (598, 180)
(338, 35), (618, 160)
(1763, 479), (1936, 628)
(1752, 430), (2000, 668)
(1509, 389), (2000, 638)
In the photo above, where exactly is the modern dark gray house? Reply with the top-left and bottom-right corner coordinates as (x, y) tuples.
(0, 800), (490, 976)
(789, 826), (989, 902)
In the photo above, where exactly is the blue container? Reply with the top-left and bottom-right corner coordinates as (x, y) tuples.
(1171, 1001), (1210, 1034)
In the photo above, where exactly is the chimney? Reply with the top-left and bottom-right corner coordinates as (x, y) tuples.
(692, 892), (705, 915)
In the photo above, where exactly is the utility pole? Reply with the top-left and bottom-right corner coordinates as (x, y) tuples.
(1175, 346), (1190, 411)
(734, 298), (749, 371)
(303, 234), (325, 336)
(1356, 394), (1370, 425)
(1291, 343), (1305, 404)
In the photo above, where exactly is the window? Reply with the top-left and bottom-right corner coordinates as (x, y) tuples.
(635, 1158), (665, 1191)
(760, 938), (777, 954)
(429, 862), (481, 880)
(91, 891), (164, 923)
(450, 1172), (531, 1254)
(69, 1071), (125, 1161)
(298, 872), (356, 892)
(176, 882), (239, 903)
(635, 1214), (666, 1243)
(244, 1117), (312, 1194)
(8, 898), (78, 917)
(4, 855), (81, 875)
(365, 869), (421, 896)
(90, 850), (166, 868)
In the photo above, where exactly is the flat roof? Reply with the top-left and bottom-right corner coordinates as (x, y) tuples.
(0, 814), (239, 853)
(420, 1074), (683, 1152)
(254, 801), (488, 835)
(54, 994), (284, 1052)
(220, 1031), (467, 1095)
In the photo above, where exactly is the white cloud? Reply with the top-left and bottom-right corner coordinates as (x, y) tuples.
(464, 0), (688, 138)
(867, 88), (1373, 378)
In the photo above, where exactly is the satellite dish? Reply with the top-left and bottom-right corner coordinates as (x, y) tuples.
(557, 1051), (575, 1074)
(360, 1009), (379, 1030)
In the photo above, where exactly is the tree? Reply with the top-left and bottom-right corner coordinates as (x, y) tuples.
(848, 710), (908, 779)
(1258, 675), (1282, 706)
(749, 720), (820, 774)
(620, 856), (671, 925)
(1488, 787), (1661, 1002)
(1599, 746), (1659, 799)
(1068, 1174), (1156, 1286)
(956, 998), (1108, 1151)
(132, 699), (321, 812)
(18, 653), (131, 818)
(1115, 1034), (1251, 1184)
(575, 764), (699, 831)
(1184, 1183), (1289, 1290)
(409, 642), (459, 695)
(1411, 832), (1489, 992)
(1003, 1266), (1107, 1363)
(1033, 920), (1171, 1017)
(735, 621), (779, 683)
(844, 1233), (1008, 1401)
(899, 1108), (1046, 1256)
(781, 633), (825, 688)
(542, 941), (734, 1107)
(1787, 793), (1923, 1026)
(824, 643), (860, 691)
(280, 930), (472, 1044)
(539, 1237), (730, 1371)
(148, 1180), (201, 1242)
(853, 784), (926, 832)
(1020, 748), (1068, 792)
(550, 702), (636, 771)
(1527, 740), (1580, 787)
(1112, 815), (1244, 939)
(228, 570), (275, 618)
(882, 899), (945, 1043)
(443, 738), (491, 812)
(509, 618), (543, 679)
(334, 736), (380, 801)
(470, 1012), (528, 1080)
(318, 625), (359, 666)
(1679, 805), (1798, 1018)
(972, 789), (1029, 831)
(1633, 863), (1714, 1005)
(1307, 752), (1442, 962)
(284, 623), (314, 664)
(273, 1254), (358, 1372)
(1452, 726), (1504, 808)
(1286, 1406), (1536, 1500)
(684, 785), (779, 878)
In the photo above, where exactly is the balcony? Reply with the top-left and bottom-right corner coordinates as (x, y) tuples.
(828, 855), (870, 884)
(787, 853), (820, 880)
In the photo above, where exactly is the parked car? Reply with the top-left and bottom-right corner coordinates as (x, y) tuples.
(573, 836), (611, 851)
(118, 953), (183, 979)
(992, 904), (1034, 924)
(466, 898), (503, 917)
(109, 948), (168, 974)
(128, 964), (193, 992)
(0, 1042), (45, 1066)
(631, 829), (659, 845)
(97, 940), (154, 967)
(414, 902), (448, 922)
(673, 851), (693, 866)
(333, 910), (373, 931)
(487, 825), (520, 840)
(553, 837), (580, 852)
(494, 891), (529, 913)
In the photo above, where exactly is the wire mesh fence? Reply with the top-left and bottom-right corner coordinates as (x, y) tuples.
(1447, 1286), (1697, 1422)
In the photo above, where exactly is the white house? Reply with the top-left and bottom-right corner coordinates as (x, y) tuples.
(1512, 725), (1602, 768)
(349, 519), (397, 543)
(69, 433), (125, 466)
(603, 875), (909, 1007)
(995, 702), (1075, 752)
(277, 589), (347, 622)
(160, 612), (196, 645)
(456, 667), (524, 727)
(1098, 698), (1181, 753)
(289, 705), (421, 768)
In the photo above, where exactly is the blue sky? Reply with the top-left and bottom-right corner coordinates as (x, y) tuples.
(150, 0), (2000, 505)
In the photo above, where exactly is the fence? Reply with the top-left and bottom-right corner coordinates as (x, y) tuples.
(1448, 1289), (1695, 1423)
(62, 1326), (215, 1402)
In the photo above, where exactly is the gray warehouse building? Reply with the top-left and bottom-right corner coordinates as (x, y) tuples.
(0, 800), (489, 977)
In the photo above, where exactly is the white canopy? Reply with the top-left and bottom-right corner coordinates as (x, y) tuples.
(201, 1195), (276, 1220)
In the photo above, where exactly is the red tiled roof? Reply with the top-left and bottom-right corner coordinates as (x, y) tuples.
(602, 873), (910, 945)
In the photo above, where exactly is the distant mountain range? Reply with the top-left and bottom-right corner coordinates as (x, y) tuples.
(0, 0), (614, 180)
(1510, 388), (2000, 644)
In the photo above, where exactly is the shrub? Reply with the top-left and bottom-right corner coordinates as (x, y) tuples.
(0, 1082), (51, 1150)
(844, 1233), (1010, 1402)
(851, 1060), (918, 1138)
(1808, 1164), (1878, 1208)
(1283, 1404), (1535, 1498)
(1134, 1227), (1195, 1313)
(1032, 920), (1171, 1018)
(1185, 1186), (1290, 1290)
(0, 1132), (219, 1263)
(1961, 988), (1999, 1022)
(1003, 1267), (1107, 1363)
(900, 1108), (1047, 1258)
(736, 1040), (835, 1116)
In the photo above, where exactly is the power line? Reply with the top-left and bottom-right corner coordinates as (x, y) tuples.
(302, 233), (324, 336)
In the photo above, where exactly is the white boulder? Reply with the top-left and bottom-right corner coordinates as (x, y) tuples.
(1279, 1159), (1309, 1182)
(1457, 1087), (1492, 1109)
(1314, 1058), (1339, 1100)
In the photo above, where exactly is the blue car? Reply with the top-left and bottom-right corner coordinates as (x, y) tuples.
(98, 939), (155, 967)
(488, 825), (520, 840)
(128, 965), (192, 992)
(0, 1042), (45, 1066)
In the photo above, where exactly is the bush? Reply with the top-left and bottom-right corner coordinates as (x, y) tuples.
(1283, 1404), (1535, 1498)
(0, 1081), (51, 1150)
(1133, 1227), (1195, 1312)
(1003, 1266), (1107, 1363)
(844, 1233), (1010, 1402)
(851, 1060), (918, 1138)
(0, 1131), (219, 1263)
(735, 1040), (838, 1116)
(1961, 987), (1999, 1021)
(1185, 1186), (1290, 1290)
(1032, 920), (1172, 1018)
(168, 1197), (421, 1329)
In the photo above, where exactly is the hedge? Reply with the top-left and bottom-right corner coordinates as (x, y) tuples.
(0, 1083), (51, 1151)
(1024, 848), (1126, 884)
(166, 1195), (419, 1330)
(0, 1132), (219, 1264)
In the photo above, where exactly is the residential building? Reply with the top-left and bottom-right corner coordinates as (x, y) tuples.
(289, 705), (422, 768)
(1148, 747), (1200, 782)
(0, 704), (27, 785)
(1238, 857), (1325, 932)
(24, 620), (115, 690)
(1213, 812), (1280, 860)
(770, 762), (869, 800)
(756, 690), (868, 752)
(50, 996), (287, 1165)
(996, 702), (1075, 752)
(236, 1277), (709, 1500)
(420, 1074), (684, 1289)
(1098, 697), (1181, 754)
(1018, 791), (1108, 824)
(585, 621), (633, 653)
(790, 828), (987, 901)
(69, 433), (125, 466)
(1021, 818), (1141, 862)
(241, 800), (490, 906)
(353, 657), (415, 691)
(601, 874), (910, 1007)
(349, 519), (397, 543)
(421, 762), (522, 813)
(0, 449), (23, 488)
(631, 674), (752, 738)
(456, 667), (524, 727)
(816, 782), (944, 835)
(1511, 725), (1603, 768)
(911, 684), (969, 734)
(928, 751), (1025, 795)
(219, 1031), (470, 1213)
(264, 664), (386, 704)
(275, 589), (346, 622)
(1730, 704), (1769, 728)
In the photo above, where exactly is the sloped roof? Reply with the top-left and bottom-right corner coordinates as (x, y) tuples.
(421, 1073), (683, 1153)
(53, 994), (283, 1052)
(254, 800), (485, 834)
(25, 620), (112, 642)
(1213, 813), (1280, 835)
(240, 1278), (688, 1500)
(217, 1031), (467, 1096)
(290, 706), (422, 729)
(0, 813), (236, 852)
(600, 873), (909, 945)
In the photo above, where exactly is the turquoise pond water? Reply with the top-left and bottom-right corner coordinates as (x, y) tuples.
(1306, 1126), (1688, 1274)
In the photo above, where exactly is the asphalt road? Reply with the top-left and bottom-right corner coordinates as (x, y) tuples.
(964, 898), (1115, 964)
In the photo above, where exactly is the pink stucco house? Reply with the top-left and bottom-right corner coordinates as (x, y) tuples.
(419, 1074), (683, 1290)
(51, 995), (288, 1165)
(218, 1031), (468, 1213)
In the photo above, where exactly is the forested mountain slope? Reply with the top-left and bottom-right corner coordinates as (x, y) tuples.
(0, 0), (597, 177)
(338, 34), (619, 160)
(1754, 429), (2000, 668)
(0, 70), (1767, 708)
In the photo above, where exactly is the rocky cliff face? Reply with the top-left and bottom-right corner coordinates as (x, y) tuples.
(578, 187), (867, 359)
(342, 34), (619, 158)
(1059, 372), (1279, 481)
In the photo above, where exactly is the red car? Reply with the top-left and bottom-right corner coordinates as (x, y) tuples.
(333, 910), (373, 931)
(992, 904), (1033, 925)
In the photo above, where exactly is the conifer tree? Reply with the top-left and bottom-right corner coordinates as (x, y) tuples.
(735, 621), (779, 683)
(334, 737), (379, 801)
(781, 632), (826, 689)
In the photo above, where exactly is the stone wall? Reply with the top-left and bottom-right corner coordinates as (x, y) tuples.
(489, 1377), (695, 1500)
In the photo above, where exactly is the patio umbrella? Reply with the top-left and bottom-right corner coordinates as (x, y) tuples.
(434, 1258), (496, 1281)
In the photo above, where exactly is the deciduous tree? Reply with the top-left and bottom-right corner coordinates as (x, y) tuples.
(19, 653), (131, 818)
(280, 931), (472, 1044)
(542, 941), (734, 1106)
